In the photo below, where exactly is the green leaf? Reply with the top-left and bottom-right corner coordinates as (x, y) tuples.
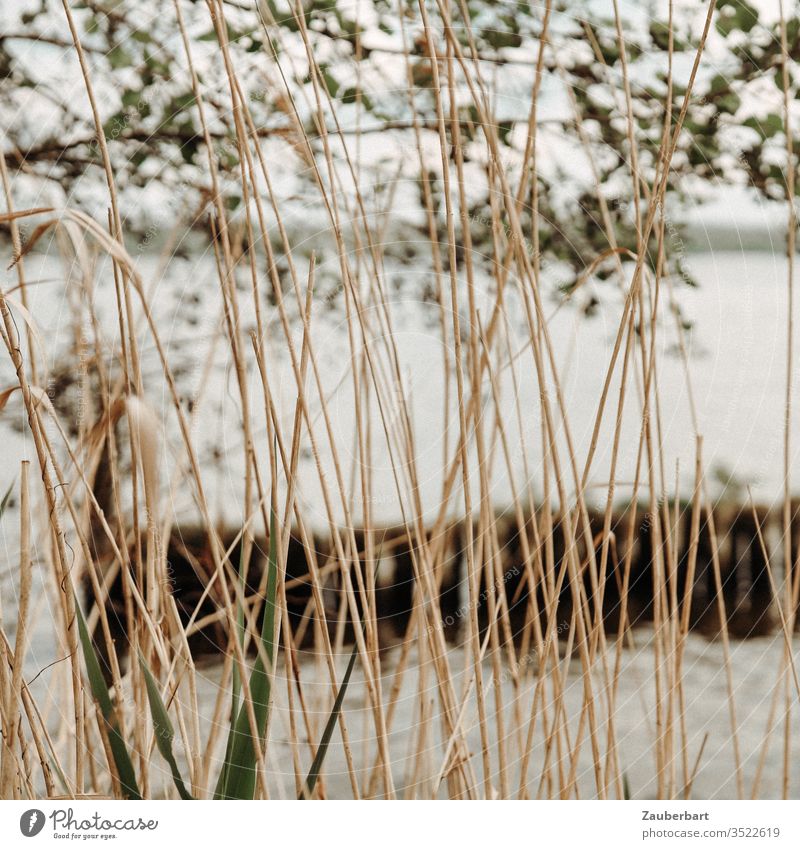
(744, 113), (783, 140)
(707, 75), (741, 115)
(198, 23), (254, 44)
(298, 559), (379, 799)
(107, 45), (132, 70)
(121, 89), (141, 110)
(0, 479), (15, 518)
(298, 640), (358, 800)
(340, 88), (373, 110)
(74, 596), (141, 799)
(649, 21), (687, 51)
(319, 65), (340, 97)
(138, 652), (194, 800)
(168, 92), (197, 114)
(481, 26), (522, 50)
(213, 536), (250, 799)
(497, 120), (514, 145)
(716, 0), (758, 37)
(216, 507), (280, 800)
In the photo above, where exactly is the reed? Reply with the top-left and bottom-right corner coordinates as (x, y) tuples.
(0, 0), (797, 800)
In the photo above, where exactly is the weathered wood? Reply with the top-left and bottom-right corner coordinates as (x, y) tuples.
(86, 501), (799, 671)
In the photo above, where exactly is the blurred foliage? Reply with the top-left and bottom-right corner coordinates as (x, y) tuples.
(0, 0), (798, 301)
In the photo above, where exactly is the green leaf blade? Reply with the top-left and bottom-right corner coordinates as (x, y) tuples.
(217, 507), (280, 800)
(74, 598), (141, 800)
(138, 652), (194, 800)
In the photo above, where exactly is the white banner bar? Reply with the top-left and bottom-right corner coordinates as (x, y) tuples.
(1, 800), (798, 848)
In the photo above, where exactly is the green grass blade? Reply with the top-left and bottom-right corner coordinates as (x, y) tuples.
(0, 478), (15, 517)
(217, 506), (279, 800)
(298, 558), (380, 800)
(74, 596), (141, 799)
(138, 651), (194, 800)
(213, 540), (248, 799)
(298, 640), (358, 800)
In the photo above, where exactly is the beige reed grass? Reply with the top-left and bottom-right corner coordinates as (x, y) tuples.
(0, 0), (798, 802)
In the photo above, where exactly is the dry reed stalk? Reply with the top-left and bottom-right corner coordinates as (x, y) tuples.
(1, 0), (793, 801)
(0, 462), (30, 796)
(778, 0), (797, 801)
(0, 288), (86, 794)
(250, 314), (362, 798)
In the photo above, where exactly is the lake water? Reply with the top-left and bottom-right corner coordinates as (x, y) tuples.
(1, 244), (799, 798)
(1, 246), (796, 519)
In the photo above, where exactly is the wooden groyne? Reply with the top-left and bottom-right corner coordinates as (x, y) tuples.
(87, 501), (800, 667)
